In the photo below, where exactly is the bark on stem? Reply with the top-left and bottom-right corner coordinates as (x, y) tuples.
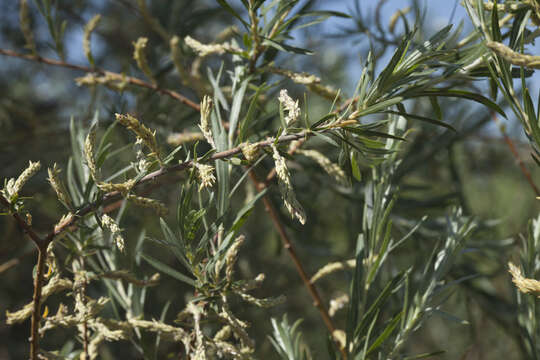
(248, 171), (347, 359)
(29, 244), (46, 360)
(0, 48), (200, 111)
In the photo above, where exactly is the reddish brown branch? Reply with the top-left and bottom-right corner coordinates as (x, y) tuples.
(0, 194), (46, 359)
(491, 112), (540, 197)
(0, 48), (200, 112)
(29, 246), (46, 360)
(0, 195), (42, 245)
(248, 171), (346, 358)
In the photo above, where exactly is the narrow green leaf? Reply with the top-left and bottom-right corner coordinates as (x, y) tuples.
(262, 38), (314, 55)
(384, 110), (455, 131)
(402, 351), (446, 360)
(356, 97), (404, 117)
(141, 253), (195, 286)
(229, 78), (250, 146)
(216, 0), (249, 28)
(407, 89), (506, 118)
(365, 311), (403, 355)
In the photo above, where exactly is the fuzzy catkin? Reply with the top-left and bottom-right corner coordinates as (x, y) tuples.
(199, 95), (215, 148)
(84, 128), (98, 181)
(132, 37), (156, 83)
(195, 163), (216, 191)
(184, 36), (242, 57)
(267, 67), (321, 85)
(115, 113), (161, 163)
(101, 214), (125, 252)
(508, 262), (540, 297)
(10, 160), (41, 197)
(225, 235), (245, 282)
(19, 0), (37, 55)
(83, 14), (101, 65)
(240, 142), (259, 162)
(278, 89), (300, 126)
(271, 143), (306, 225)
(75, 72), (128, 91)
(6, 275), (73, 324)
(167, 131), (205, 146)
(126, 194), (168, 216)
(297, 149), (348, 186)
(47, 163), (71, 206)
(487, 41), (540, 69)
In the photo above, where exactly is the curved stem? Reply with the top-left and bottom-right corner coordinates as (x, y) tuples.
(248, 170), (347, 359)
(0, 48), (200, 111)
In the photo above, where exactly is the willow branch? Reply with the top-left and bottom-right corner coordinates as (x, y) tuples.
(48, 131), (312, 241)
(0, 194), (48, 360)
(248, 170), (346, 358)
(0, 48), (200, 111)
(29, 247), (46, 360)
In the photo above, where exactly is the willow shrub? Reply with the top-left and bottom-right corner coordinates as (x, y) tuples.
(3, 0), (540, 359)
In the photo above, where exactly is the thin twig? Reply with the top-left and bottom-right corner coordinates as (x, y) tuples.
(29, 245), (46, 360)
(0, 194), (46, 359)
(0, 48), (200, 112)
(48, 132), (313, 241)
(491, 112), (540, 196)
(248, 170), (347, 358)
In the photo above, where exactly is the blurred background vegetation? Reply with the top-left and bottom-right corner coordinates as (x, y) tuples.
(1, 0), (540, 359)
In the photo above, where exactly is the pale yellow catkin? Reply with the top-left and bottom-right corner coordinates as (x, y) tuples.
(297, 149), (348, 186)
(184, 35), (242, 57)
(132, 37), (156, 83)
(199, 95), (215, 148)
(195, 163), (216, 191)
(487, 41), (540, 69)
(278, 89), (300, 127)
(237, 293), (286, 308)
(19, 0), (37, 55)
(240, 142), (260, 162)
(225, 235), (245, 282)
(115, 113), (161, 163)
(271, 143), (306, 225)
(508, 262), (540, 297)
(6, 275), (72, 324)
(126, 194), (168, 216)
(83, 14), (101, 65)
(167, 131), (205, 146)
(101, 214), (125, 252)
(75, 72), (128, 92)
(267, 67), (320, 85)
(96, 179), (136, 195)
(84, 128), (98, 181)
(11, 160), (41, 197)
(47, 163), (71, 206)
